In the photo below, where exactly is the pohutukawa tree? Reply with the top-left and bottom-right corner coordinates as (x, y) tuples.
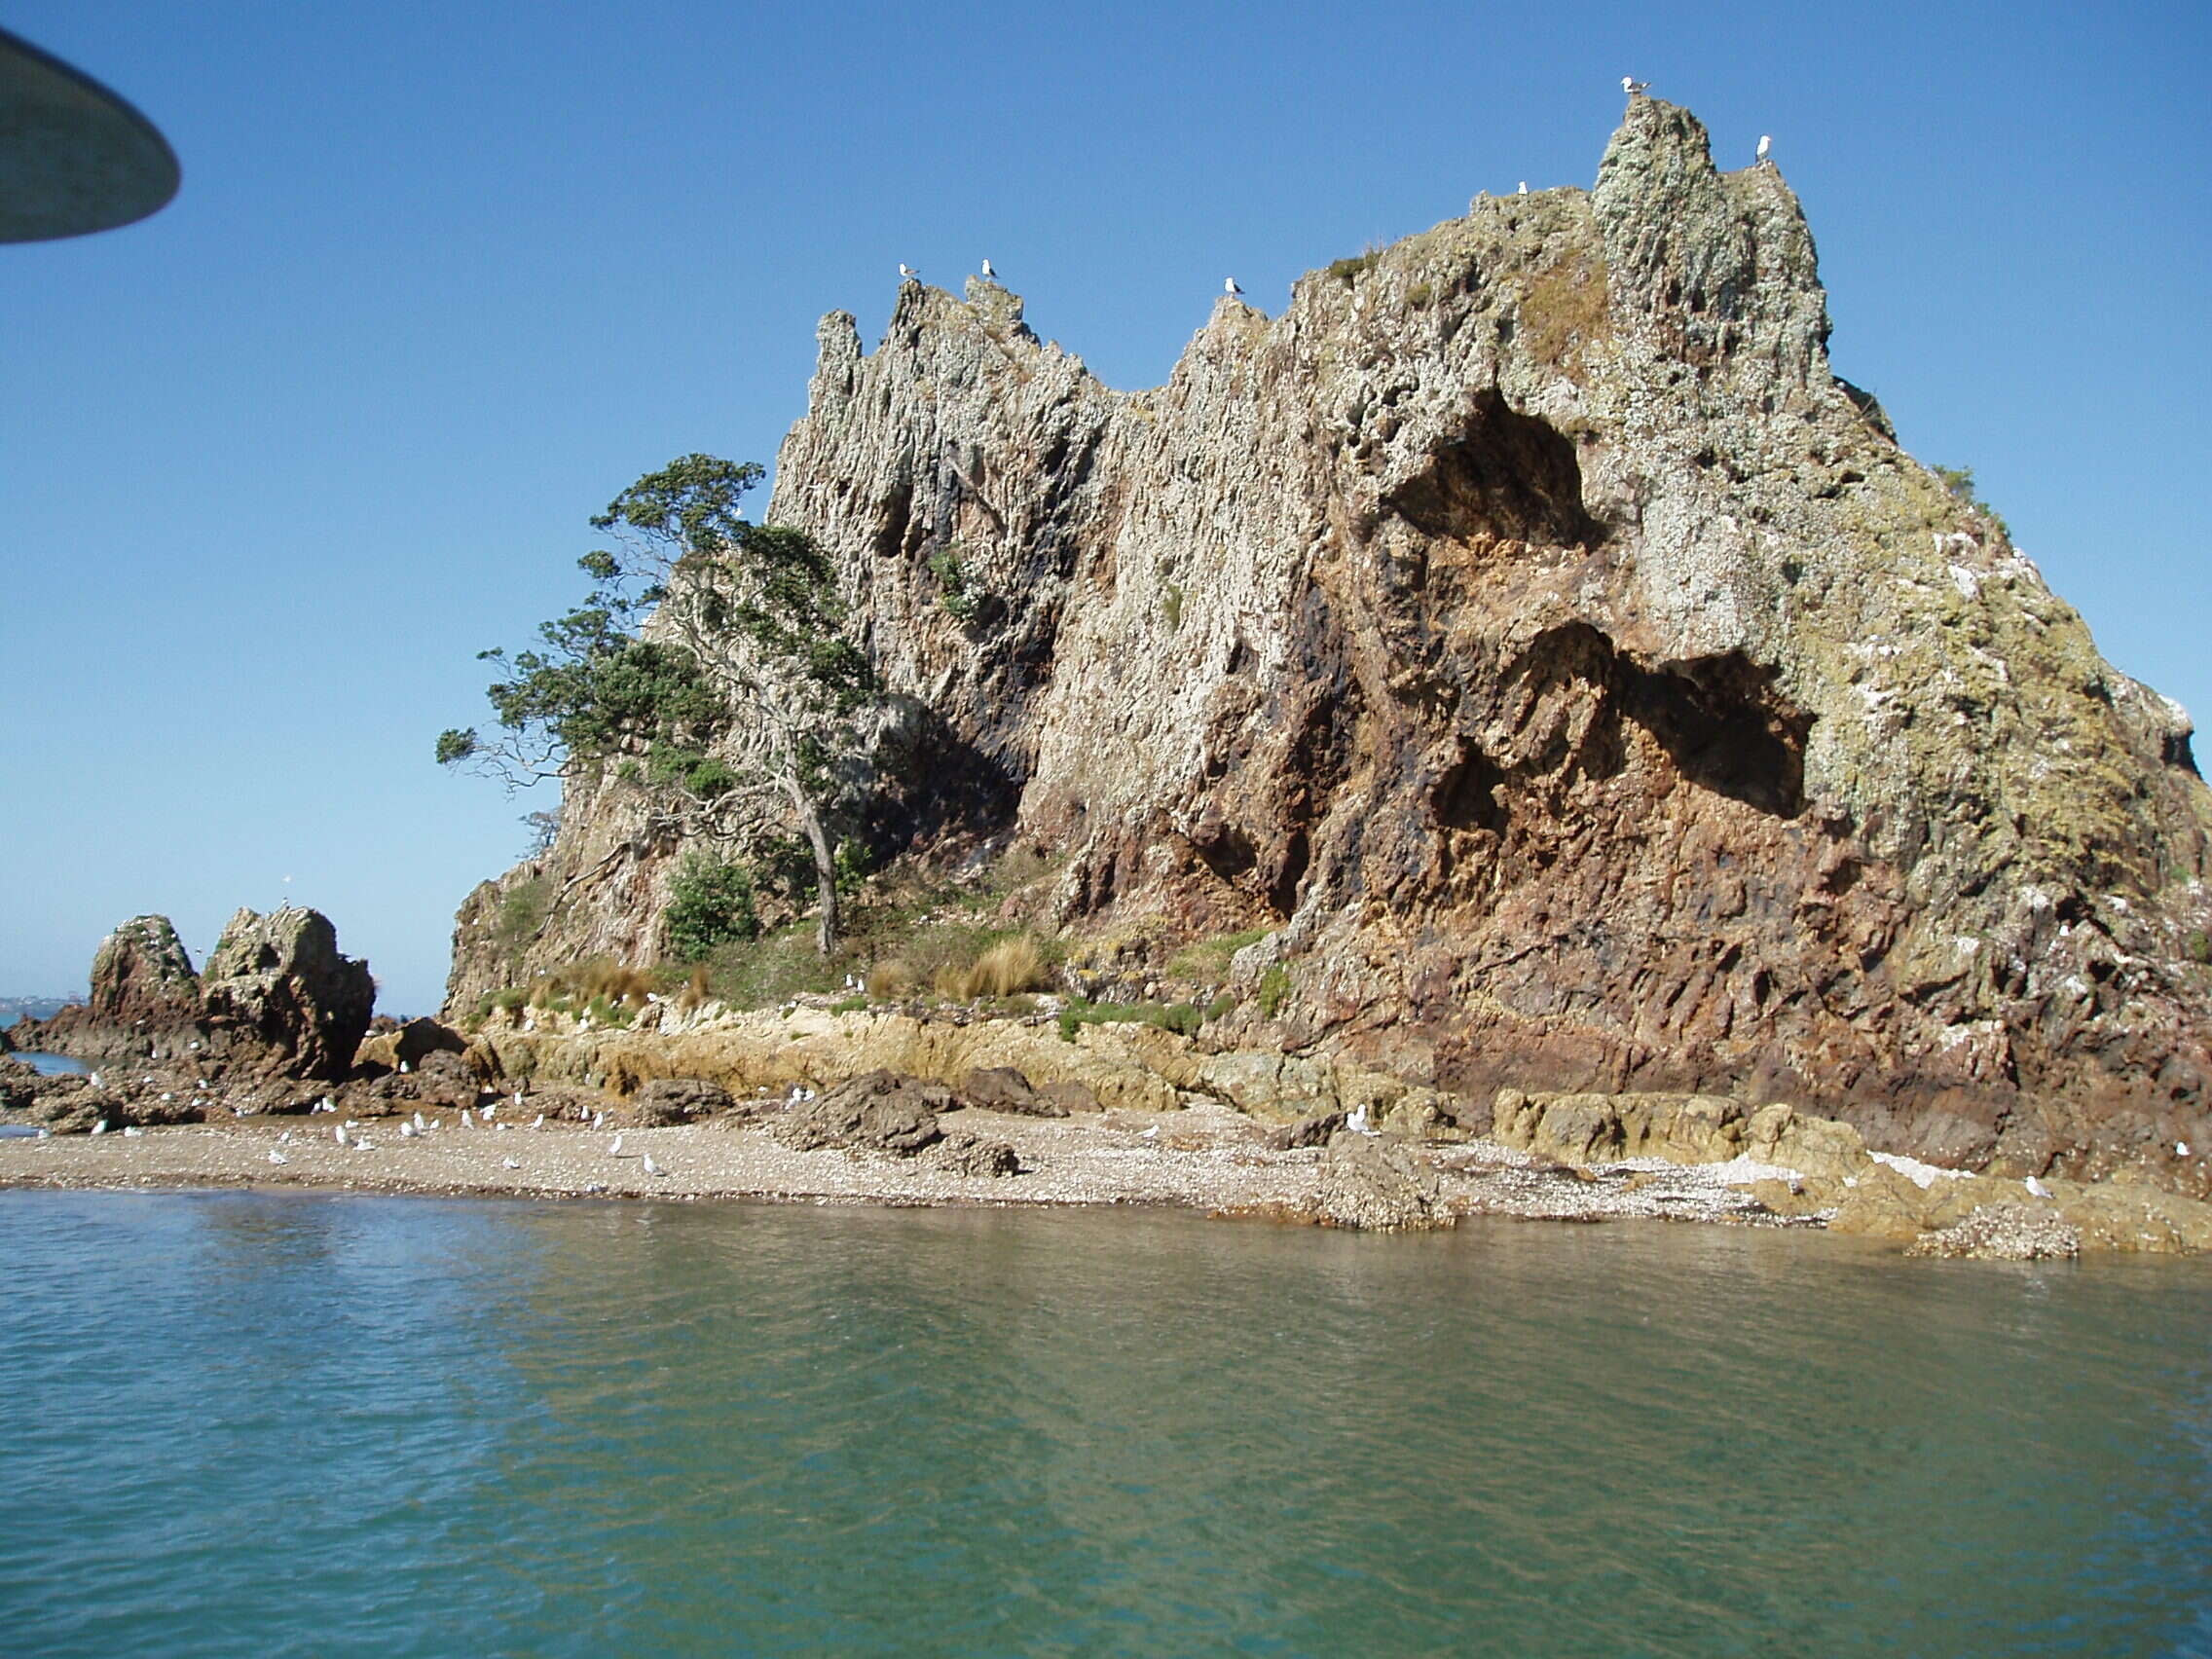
(438, 454), (877, 953)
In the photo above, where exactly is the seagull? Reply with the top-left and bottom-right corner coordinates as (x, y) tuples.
(92, 1120), (108, 1136)
(278, 1130), (292, 1146)
(123, 1125), (145, 1138)
(1517, 181), (1528, 195)
(1140, 1124), (1160, 1140)
(268, 1148), (288, 1166)
(2178, 1141), (2193, 1158)
(981, 257), (996, 279)
(398, 1060), (411, 1075)
(335, 1124), (350, 1146)
(1224, 276), (1242, 298)
(400, 1122), (419, 1138)
(461, 1109), (474, 1128)
(513, 1090), (524, 1111)
(643, 1154), (667, 1177)
(2025, 1175), (2052, 1198)
(609, 1134), (625, 1158)
(413, 1111), (426, 1132)
(89, 1072), (101, 1088)
(503, 1157), (522, 1170)
(899, 262), (918, 278)
(1622, 75), (1649, 95)
(482, 1103), (497, 1123)
(1756, 133), (1772, 164)
(1347, 1103), (1376, 1135)
(532, 1113), (545, 1129)
(593, 1110), (606, 1129)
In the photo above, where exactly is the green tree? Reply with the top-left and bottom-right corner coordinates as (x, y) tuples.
(439, 454), (877, 953)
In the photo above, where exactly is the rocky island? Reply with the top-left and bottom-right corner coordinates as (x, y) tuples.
(12, 95), (2212, 1261)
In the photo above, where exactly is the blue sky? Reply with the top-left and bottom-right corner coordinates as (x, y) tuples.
(4, 0), (2205, 1014)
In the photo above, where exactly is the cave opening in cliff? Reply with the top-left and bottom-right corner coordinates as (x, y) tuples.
(1618, 647), (1809, 819)
(1383, 389), (1604, 551)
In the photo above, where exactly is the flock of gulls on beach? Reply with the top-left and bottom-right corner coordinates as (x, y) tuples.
(893, 82), (1774, 307)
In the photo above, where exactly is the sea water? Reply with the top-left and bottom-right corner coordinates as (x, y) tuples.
(1, 1192), (2207, 1657)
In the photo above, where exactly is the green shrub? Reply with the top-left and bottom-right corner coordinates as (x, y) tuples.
(1407, 280), (1434, 309)
(2188, 931), (2212, 966)
(664, 855), (759, 961)
(494, 876), (552, 963)
(1057, 998), (1205, 1043)
(830, 995), (868, 1014)
(1257, 964), (1290, 1018)
(1934, 463), (2012, 537)
(1326, 248), (1382, 284)
(929, 548), (978, 622)
(1204, 992), (1236, 1022)
(1167, 927), (1271, 982)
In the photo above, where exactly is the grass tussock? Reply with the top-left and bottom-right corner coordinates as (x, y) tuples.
(1521, 256), (1611, 375)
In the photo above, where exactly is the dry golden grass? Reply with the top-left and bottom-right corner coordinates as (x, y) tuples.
(968, 936), (1046, 997)
(867, 960), (917, 999)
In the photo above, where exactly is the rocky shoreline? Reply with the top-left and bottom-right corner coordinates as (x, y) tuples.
(12, 905), (2210, 1261)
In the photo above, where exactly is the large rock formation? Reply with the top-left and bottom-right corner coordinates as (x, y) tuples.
(451, 97), (2212, 1182)
(21, 906), (375, 1082)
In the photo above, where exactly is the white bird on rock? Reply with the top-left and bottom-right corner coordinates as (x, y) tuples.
(1347, 1103), (1376, 1135)
(899, 262), (918, 279)
(532, 1113), (546, 1129)
(90, 1119), (107, 1136)
(1140, 1124), (1160, 1140)
(2025, 1175), (2052, 1199)
(1224, 276), (1242, 298)
(1517, 181), (1528, 195)
(268, 1148), (288, 1166)
(400, 1122), (420, 1139)
(981, 257), (996, 279)
(483, 1103), (497, 1124)
(593, 1111), (606, 1129)
(1622, 75), (1649, 95)
(643, 1154), (667, 1177)
(503, 1157), (521, 1170)
(335, 1124), (349, 1146)
(461, 1108), (474, 1128)
(414, 1112), (426, 1132)
(1757, 133), (1772, 164)
(609, 1134), (625, 1158)
(123, 1125), (145, 1138)
(2178, 1141), (2193, 1158)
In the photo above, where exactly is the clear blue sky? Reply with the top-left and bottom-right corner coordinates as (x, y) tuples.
(4, 0), (2205, 1015)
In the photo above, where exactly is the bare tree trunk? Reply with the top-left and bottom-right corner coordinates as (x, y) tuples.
(788, 780), (839, 955)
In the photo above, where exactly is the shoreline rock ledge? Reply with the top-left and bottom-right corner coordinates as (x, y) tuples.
(450, 95), (2212, 1194)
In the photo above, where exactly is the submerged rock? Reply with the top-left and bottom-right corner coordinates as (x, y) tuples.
(1907, 1204), (2083, 1262)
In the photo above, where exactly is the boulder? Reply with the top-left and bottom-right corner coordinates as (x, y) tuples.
(632, 1077), (734, 1125)
(925, 1131), (1021, 1177)
(958, 1066), (1066, 1117)
(1267, 1110), (1347, 1151)
(199, 906), (375, 1082)
(773, 1069), (947, 1157)
(354, 1016), (466, 1076)
(1309, 1136), (1454, 1232)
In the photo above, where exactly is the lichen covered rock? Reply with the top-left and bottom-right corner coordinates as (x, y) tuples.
(199, 907), (376, 1082)
(456, 96), (2212, 1186)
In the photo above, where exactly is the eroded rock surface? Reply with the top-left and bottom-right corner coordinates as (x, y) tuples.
(452, 96), (2212, 1186)
(774, 1069), (948, 1157)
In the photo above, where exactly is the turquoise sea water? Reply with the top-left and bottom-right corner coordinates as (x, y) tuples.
(2, 1192), (2209, 1657)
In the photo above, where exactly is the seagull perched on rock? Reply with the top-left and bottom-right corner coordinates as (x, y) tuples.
(268, 1148), (287, 1166)
(1517, 181), (1528, 195)
(899, 262), (919, 279)
(1622, 75), (1649, 95)
(643, 1154), (667, 1177)
(2180, 1141), (2194, 1158)
(1756, 133), (1772, 165)
(414, 1112), (427, 1133)
(532, 1113), (545, 1129)
(335, 1124), (349, 1146)
(503, 1157), (521, 1170)
(1347, 1103), (1376, 1135)
(1140, 1124), (1160, 1140)
(461, 1108), (474, 1128)
(92, 1120), (108, 1135)
(2025, 1175), (2052, 1198)
(1224, 276), (1242, 298)
(609, 1133), (626, 1158)
(400, 1122), (420, 1139)
(980, 257), (996, 279)
(123, 1125), (145, 1138)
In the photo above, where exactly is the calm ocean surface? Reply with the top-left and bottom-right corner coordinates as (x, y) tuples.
(2, 1192), (2208, 1658)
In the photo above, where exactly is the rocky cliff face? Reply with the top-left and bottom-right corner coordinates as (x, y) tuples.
(452, 97), (2212, 1178)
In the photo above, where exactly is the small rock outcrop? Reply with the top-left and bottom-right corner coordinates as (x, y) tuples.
(1309, 1137), (1454, 1232)
(958, 1066), (1066, 1117)
(199, 907), (376, 1082)
(21, 907), (375, 1085)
